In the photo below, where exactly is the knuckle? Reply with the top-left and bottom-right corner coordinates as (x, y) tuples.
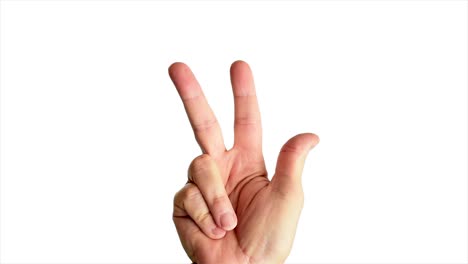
(191, 154), (211, 169)
(212, 194), (230, 208)
(188, 154), (212, 181)
(173, 190), (180, 205)
(234, 116), (260, 126)
(194, 211), (212, 224)
(280, 143), (302, 154)
(173, 186), (186, 205)
(173, 184), (197, 217)
(182, 183), (201, 201)
(192, 118), (218, 133)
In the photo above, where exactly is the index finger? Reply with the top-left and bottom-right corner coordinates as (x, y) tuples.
(168, 62), (225, 156)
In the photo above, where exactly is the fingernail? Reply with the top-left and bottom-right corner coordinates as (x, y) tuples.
(212, 227), (225, 236)
(220, 213), (237, 230)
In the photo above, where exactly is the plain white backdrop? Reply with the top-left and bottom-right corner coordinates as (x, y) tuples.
(0, 0), (467, 263)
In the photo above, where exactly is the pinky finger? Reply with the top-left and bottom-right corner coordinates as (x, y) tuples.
(173, 183), (226, 239)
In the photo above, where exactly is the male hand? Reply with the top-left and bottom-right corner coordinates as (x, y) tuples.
(169, 60), (319, 264)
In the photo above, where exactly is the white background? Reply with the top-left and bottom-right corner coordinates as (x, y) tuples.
(1, 0), (467, 263)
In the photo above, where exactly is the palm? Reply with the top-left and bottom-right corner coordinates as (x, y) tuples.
(169, 61), (319, 264)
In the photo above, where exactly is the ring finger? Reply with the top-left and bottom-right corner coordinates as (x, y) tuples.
(173, 183), (227, 239)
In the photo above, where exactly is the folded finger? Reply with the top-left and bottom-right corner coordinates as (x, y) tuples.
(188, 154), (237, 231)
(173, 183), (226, 239)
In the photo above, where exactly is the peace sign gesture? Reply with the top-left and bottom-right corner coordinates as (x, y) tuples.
(169, 60), (319, 264)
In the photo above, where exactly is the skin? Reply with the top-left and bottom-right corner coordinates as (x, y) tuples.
(169, 60), (320, 264)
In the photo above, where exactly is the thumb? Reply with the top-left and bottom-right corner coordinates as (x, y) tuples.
(271, 133), (320, 192)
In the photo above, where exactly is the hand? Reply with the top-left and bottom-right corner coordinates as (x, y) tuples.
(169, 60), (319, 264)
